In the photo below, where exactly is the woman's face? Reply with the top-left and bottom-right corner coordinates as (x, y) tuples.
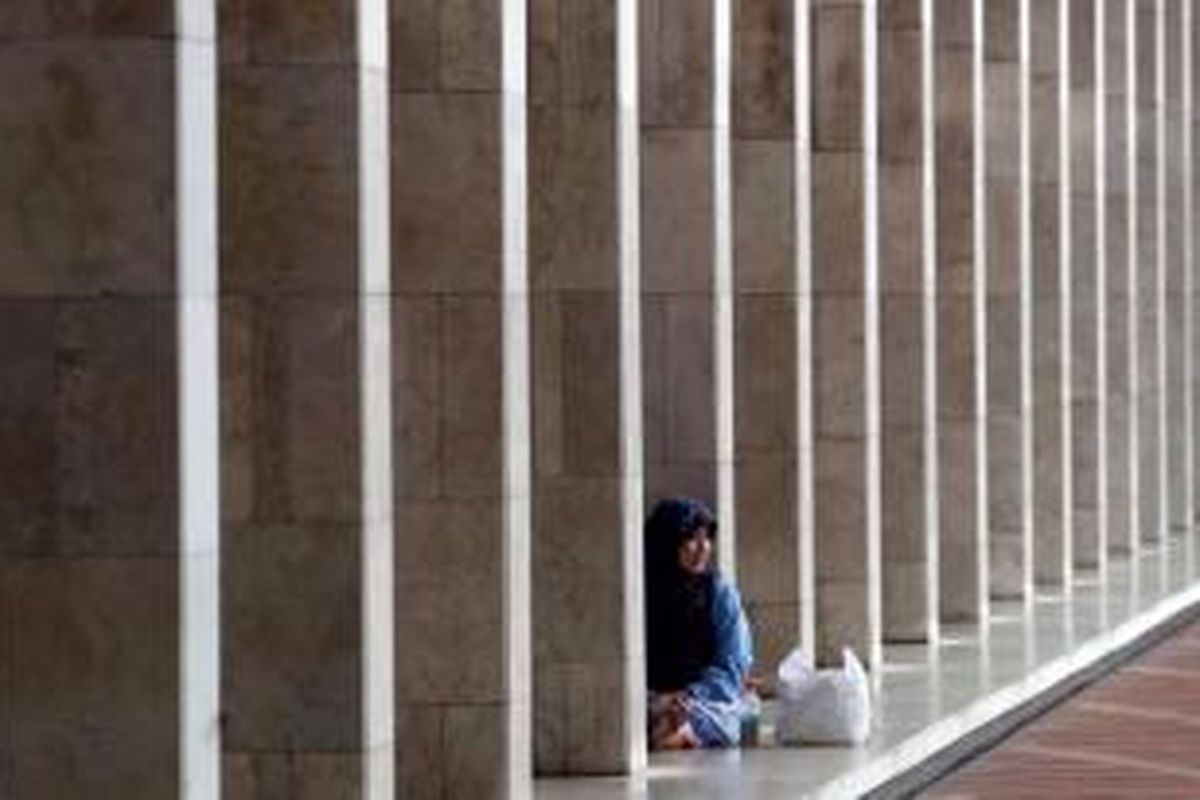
(676, 526), (714, 575)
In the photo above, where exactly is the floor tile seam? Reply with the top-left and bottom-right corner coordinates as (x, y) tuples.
(1005, 742), (1200, 780)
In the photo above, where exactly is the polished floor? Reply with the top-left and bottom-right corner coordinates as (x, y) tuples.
(536, 534), (1200, 799)
(929, 618), (1200, 797)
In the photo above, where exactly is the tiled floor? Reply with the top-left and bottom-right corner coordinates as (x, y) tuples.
(536, 534), (1200, 799)
(929, 619), (1200, 797)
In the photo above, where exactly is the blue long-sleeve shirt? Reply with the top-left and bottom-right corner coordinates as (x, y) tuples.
(684, 577), (754, 746)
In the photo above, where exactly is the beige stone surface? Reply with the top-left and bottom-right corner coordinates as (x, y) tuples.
(529, 109), (618, 293)
(221, 296), (360, 524)
(813, 5), (864, 151)
(879, 164), (923, 292)
(882, 561), (927, 642)
(882, 428), (927, 640)
(0, 42), (174, 298)
(935, 0), (972, 50)
(880, 0), (921, 32)
(220, 66), (356, 295)
(938, 295), (977, 421)
(222, 522), (361, 749)
(935, 48), (974, 166)
(813, 438), (869, 577)
(640, 130), (714, 294)
(639, 0), (713, 128)
(397, 703), (511, 800)
(734, 141), (795, 293)
(881, 294), (924, 427)
(815, 295), (867, 438)
(816, 578), (871, 664)
(392, 92), (502, 294)
(812, 152), (865, 292)
(985, 0), (1019, 62)
(396, 498), (506, 705)
(224, 752), (360, 800)
(0, 0), (170, 38)
(939, 421), (979, 620)
(2, 558), (178, 797)
(532, 479), (624, 662)
(879, 29), (922, 164)
(735, 297), (797, 451)
(736, 454), (799, 603)
(734, 0), (793, 138)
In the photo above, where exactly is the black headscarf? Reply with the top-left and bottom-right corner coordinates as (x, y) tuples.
(644, 498), (718, 692)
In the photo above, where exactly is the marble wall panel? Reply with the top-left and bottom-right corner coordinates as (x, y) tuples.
(0, 16), (182, 795)
(985, 0), (1023, 601)
(811, 0), (879, 665)
(813, 6), (864, 151)
(390, 3), (524, 793)
(734, 0), (793, 138)
(1163, 0), (1189, 532)
(1070, 0), (1101, 570)
(529, 6), (635, 769)
(880, 89), (927, 639)
(1, 559), (177, 797)
(1029, 1), (1069, 583)
(1105, 0), (1134, 555)
(1134, 0), (1162, 545)
(0, 43), (174, 297)
(219, 1), (367, 788)
(224, 753), (359, 800)
(935, 1), (983, 622)
(730, 2), (799, 673)
(880, 165), (923, 293)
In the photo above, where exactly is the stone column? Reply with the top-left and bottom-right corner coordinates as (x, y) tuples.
(528, 0), (641, 776)
(880, 0), (934, 641)
(391, 1), (532, 796)
(732, 0), (802, 671)
(1188, 0), (1198, 561)
(219, 0), (393, 796)
(1070, 0), (1102, 571)
(1134, 0), (1162, 548)
(985, 0), (1026, 599)
(640, 0), (718, 511)
(1031, 0), (1070, 587)
(935, 0), (987, 622)
(1164, 0), (1189, 539)
(1106, 0), (1135, 556)
(0, 3), (218, 796)
(810, 0), (882, 666)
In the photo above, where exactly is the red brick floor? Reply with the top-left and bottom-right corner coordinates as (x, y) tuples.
(929, 620), (1200, 798)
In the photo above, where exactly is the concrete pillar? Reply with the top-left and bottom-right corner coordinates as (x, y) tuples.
(1135, 0), (1161, 548)
(391, 0), (532, 796)
(880, 0), (934, 641)
(985, 0), (1026, 599)
(732, 0), (803, 671)
(1105, 0), (1135, 556)
(528, 0), (642, 776)
(639, 0), (719, 511)
(219, 1), (392, 795)
(1164, 0), (1189, 539)
(809, 0), (882, 667)
(1031, 0), (1070, 587)
(935, 0), (988, 622)
(0, 2), (219, 796)
(1188, 0), (1199, 566)
(1070, 0), (1102, 571)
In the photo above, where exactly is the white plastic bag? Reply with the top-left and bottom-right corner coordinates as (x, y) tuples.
(775, 647), (871, 745)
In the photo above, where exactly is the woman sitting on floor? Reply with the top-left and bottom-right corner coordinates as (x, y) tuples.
(645, 497), (756, 750)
